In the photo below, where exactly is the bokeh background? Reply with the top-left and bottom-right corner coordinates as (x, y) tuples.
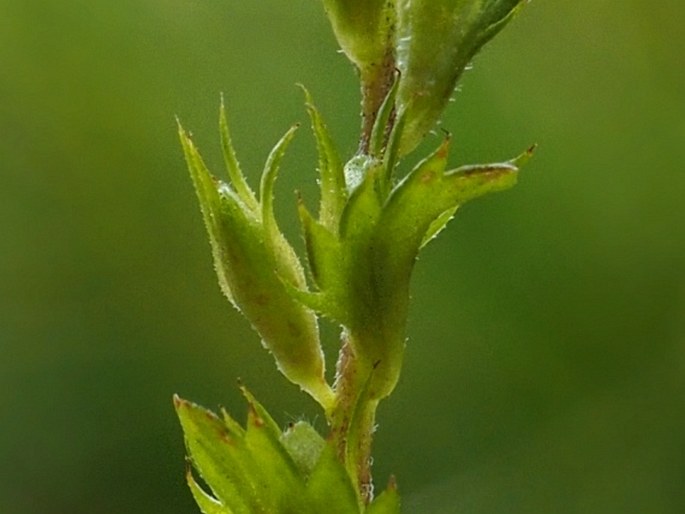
(2, 0), (684, 513)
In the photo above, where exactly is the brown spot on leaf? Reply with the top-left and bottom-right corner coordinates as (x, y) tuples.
(420, 170), (437, 184)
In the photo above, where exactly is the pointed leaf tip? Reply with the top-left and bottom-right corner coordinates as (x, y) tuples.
(219, 98), (259, 212)
(187, 471), (233, 514)
(510, 143), (537, 168)
(367, 475), (401, 514)
(299, 86), (346, 230)
(260, 123), (300, 230)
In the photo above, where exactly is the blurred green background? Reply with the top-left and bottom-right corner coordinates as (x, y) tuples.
(2, 0), (684, 513)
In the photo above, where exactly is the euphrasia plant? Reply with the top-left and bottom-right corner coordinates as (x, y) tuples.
(175, 1), (533, 512)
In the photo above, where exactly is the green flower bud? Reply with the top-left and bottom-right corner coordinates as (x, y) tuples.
(178, 106), (334, 410)
(396, 0), (528, 154)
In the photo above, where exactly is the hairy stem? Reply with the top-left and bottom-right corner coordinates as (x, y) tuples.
(329, 333), (380, 505)
(358, 49), (396, 155)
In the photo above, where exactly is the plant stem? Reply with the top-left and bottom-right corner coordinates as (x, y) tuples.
(329, 333), (380, 506)
(358, 50), (396, 155)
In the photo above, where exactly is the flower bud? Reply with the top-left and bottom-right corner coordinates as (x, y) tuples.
(178, 111), (333, 409)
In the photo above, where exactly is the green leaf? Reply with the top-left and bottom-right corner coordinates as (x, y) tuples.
(331, 140), (529, 401)
(300, 86), (347, 232)
(178, 122), (236, 305)
(380, 108), (407, 194)
(178, 392), (365, 514)
(366, 478), (400, 514)
(179, 122), (333, 409)
(396, 0), (528, 155)
(187, 470), (234, 514)
(378, 138), (524, 274)
(240, 388), (308, 513)
(219, 98), (259, 213)
(298, 201), (340, 292)
(260, 124), (299, 239)
(420, 206), (458, 249)
(295, 202), (349, 324)
(384, 137), (524, 241)
(174, 396), (259, 514)
(306, 444), (360, 514)
(339, 162), (383, 241)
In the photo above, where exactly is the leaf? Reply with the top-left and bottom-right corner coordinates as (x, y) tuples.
(300, 86), (347, 232)
(306, 444), (360, 514)
(333, 139), (529, 401)
(420, 206), (458, 249)
(339, 162), (383, 241)
(380, 108), (407, 194)
(179, 121), (333, 409)
(187, 470), (235, 514)
(380, 137), (523, 267)
(240, 388), (308, 513)
(396, 0), (528, 155)
(178, 392), (351, 514)
(219, 97), (259, 212)
(299, 202), (337, 290)
(174, 396), (259, 514)
(366, 477), (400, 514)
(179, 122), (236, 305)
(260, 124), (299, 239)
